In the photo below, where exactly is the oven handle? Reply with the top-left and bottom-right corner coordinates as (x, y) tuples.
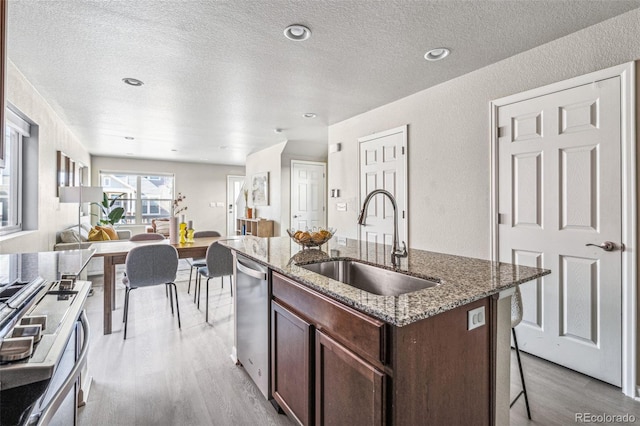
(36, 310), (90, 426)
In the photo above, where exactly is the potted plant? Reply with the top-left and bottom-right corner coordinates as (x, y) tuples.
(92, 193), (125, 226)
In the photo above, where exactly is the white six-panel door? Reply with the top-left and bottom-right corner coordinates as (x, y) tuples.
(498, 78), (622, 386)
(358, 126), (407, 247)
(291, 161), (326, 231)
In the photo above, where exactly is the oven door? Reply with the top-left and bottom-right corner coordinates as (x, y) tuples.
(28, 311), (90, 426)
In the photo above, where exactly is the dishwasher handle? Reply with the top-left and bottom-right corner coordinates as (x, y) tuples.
(236, 260), (267, 281)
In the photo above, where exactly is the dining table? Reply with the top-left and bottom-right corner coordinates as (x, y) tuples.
(91, 236), (227, 335)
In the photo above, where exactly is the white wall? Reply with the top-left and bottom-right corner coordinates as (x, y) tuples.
(244, 141), (328, 236)
(244, 141), (287, 236)
(0, 60), (91, 254)
(328, 8), (640, 260)
(91, 156), (244, 236)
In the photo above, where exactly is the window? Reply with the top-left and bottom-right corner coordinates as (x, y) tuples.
(99, 172), (174, 225)
(1, 109), (29, 235)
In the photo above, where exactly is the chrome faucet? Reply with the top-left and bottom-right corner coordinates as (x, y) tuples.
(357, 189), (407, 268)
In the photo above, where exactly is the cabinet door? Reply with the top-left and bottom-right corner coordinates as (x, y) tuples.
(315, 330), (385, 426)
(272, 301), (313, 425)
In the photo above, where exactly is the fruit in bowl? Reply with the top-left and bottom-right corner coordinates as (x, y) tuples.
(287, 227), (336, 248)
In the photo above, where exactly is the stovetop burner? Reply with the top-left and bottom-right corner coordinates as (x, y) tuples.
(0, 278), (47, 342)
(0, 282), (30, 306)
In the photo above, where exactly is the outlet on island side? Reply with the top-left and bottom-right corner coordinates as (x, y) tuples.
(467, 306), (485, 330)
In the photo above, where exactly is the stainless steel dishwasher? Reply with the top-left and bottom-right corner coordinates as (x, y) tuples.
(234, 253), (270, 399)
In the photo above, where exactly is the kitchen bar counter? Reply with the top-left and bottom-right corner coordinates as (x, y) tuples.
(220, 236), (550, 326)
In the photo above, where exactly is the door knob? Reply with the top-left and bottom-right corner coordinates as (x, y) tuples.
(585, 241), (621, 252)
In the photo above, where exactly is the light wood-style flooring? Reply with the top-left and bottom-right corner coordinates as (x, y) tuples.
(510, 349), (640, 425)
(79, 262), (640, 425)
(78, 262), (292, 426)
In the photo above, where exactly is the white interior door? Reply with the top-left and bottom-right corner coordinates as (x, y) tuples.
(227, 175), (244, 236)
(498, 78), (622, 386)
(358, 125), (407, 247)
(291, 161), (326, 231)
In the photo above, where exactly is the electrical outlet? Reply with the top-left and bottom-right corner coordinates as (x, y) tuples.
(467, 306), (485, 330)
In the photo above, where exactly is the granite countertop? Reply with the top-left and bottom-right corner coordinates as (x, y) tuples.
(220, 236), (550, 327)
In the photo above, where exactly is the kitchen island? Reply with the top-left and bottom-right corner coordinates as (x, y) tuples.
(221, 236), (550, 425)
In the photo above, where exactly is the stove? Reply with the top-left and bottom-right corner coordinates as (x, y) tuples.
(0, 250), (94, 426)
(0, 278), (47, 343)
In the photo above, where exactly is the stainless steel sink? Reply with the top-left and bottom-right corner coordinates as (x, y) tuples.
(299, 260), (439, 296)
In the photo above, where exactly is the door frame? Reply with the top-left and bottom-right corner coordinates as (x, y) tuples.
(290, 160), (327, 229)
(226, 175), (245, 236)
(489, 62), (637, 397)
(357, 124), (409, 245)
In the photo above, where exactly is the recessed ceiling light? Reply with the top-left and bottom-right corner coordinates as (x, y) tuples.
(274, 128), (282, 133)
(219, 146), (228, 150)
(126, 152), (134, 156)
(303, 113), (317, 118)
(171, 149), (177, 152)
(124, 136), (135, 140)
(284, 24), (311, 41)
(424, 48), (450, 61)
(122, 77), (144, 86)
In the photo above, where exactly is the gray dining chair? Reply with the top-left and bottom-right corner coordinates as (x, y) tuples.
(122, 244), (180, 339)
(510, 285), (531, 419)
(196, 242), (233, 322)
(130, 233), (165, 241)
(129, 232), (169, 297)
(187, 231), (221, 296)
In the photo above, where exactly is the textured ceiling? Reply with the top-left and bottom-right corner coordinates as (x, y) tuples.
(7, 0), (640, 165)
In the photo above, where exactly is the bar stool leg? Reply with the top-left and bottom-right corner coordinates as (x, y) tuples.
(510, 328), (531, 420)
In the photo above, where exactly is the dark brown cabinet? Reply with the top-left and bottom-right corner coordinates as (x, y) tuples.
(271, 272), (387, 425)
(271, 301), (313, 426)
(270, 271), (494, 426)
(315, 330), (385, 426)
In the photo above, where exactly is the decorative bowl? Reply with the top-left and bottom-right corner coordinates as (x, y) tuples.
(287, 227), (336, 248)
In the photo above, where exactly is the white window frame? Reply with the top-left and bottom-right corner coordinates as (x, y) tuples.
(1, 109), (29, 235)
(99, 171), (174, 225)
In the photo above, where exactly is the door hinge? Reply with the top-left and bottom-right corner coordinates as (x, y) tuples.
(402, 210), (405, 219)
(401, 146), (405, 155)
(497, 213), (506, 224)
(497, 126), (507, 138)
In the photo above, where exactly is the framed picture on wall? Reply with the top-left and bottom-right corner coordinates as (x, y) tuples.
(56, 150), (83, 195)
(251, 172), (269, 206)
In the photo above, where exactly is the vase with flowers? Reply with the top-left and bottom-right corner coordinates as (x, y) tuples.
(170, 193), (187, 244)
(172, 192), (187, 217)
(243, 189), (250, 218)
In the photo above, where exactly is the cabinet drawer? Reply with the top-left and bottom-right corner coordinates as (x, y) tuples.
(273, 272), (387, 366)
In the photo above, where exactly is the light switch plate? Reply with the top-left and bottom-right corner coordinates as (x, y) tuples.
(467, 306), (485, 330)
